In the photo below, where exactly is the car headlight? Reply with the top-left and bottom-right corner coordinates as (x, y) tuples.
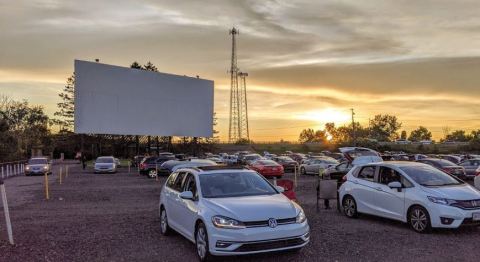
(43, 165), (48, 170)
(211, 216), (245, 229)
(296, 209), (307, 224)
(427, 196), (457, 206)
(26, 166), (30, 170)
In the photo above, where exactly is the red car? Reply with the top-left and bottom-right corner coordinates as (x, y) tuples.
(248, 160), (284, 178)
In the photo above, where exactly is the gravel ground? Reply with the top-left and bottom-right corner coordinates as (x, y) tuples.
(0, 165), (479, 262)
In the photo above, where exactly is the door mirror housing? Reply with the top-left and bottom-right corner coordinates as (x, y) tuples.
(387, 181), (402, 189)
(179, 191), (194, 200)
(275, 186), (285, 193)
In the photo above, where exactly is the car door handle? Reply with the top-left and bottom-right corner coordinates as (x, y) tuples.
(375, 187), (382, 191)
(352, 180), (359, 184)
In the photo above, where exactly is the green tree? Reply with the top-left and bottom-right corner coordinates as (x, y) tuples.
(446, 130), (472, 142)
(130, 61), (142, 69)
(369, 114), (402, 142)
(408, 126), (432, 142)
(299, 128), (316, 143)
(400, 130), (407, 140)
(54, 74), (75, 131)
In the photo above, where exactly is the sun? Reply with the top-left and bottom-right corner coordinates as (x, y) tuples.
(296, 108), (351, 126)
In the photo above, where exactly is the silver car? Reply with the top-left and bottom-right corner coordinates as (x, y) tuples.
(94, 156), (117, 173)
(25, 157), (51, 176)
(300, 157), (339, 175)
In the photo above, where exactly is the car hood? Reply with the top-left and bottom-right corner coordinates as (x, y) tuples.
(421, 184), (480, 200)
(203, 194), (298, 221)
(27, 164), (47, 167)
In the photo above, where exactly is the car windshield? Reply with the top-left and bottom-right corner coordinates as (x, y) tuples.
(29, 158), (47, 165)
(199, 171), (277, 198)
(96, 157), (113, 163)
(399, 164), (463, 187)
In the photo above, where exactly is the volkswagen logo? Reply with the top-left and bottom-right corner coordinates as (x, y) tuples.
(268, 218), (277, 228)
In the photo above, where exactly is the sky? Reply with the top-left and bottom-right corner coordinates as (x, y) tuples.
(1, 0), (480, 141)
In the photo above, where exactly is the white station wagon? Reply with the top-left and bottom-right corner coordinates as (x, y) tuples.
(158, 166), (310, 261)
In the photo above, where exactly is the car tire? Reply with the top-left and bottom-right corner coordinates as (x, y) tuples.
(195, 222), (212, 262)
(300, 167), (307, 176)
(148, 169), (158, 179)
(159, 208), (171, 236)
(342, 195), (359, 218)
(408, 206), (432, 233)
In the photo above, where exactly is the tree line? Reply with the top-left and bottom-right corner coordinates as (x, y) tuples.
(298, 114), (480, 145)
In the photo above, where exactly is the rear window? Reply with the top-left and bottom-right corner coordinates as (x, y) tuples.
(357, 166), (376, 181)
(28, 158), (47, 165)
(96, 157), (113, 163)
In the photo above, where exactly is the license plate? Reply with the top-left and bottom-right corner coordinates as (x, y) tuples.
(473, 212), (480, 221)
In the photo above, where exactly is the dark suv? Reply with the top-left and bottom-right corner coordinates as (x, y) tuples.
(139, 155), (176, 178)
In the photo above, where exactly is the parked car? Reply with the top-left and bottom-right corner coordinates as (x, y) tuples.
(94, 156), (117, 174)
(299, 157), (339, 175)
(417, 158), (467, 180)
(158, 166), (309, 261)
(339, 161), (480, 233)
(171, 159), (217, 172)
(241, 154), (263, 165)
(25, 157), (51, 176)
(440, 155), (462, 165)
(248, 160), (284, 179)
(324, 162), (353, 186)
(221, 155), (238, 165)
(289, 153), (306, 163)
(140, 155), (177, 178)
(458, 159), (480, 179)
(272, 156), (297, 172)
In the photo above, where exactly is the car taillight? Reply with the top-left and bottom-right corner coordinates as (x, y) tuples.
(342, 175), (347, 182)
(140, 163), (146, 169)
(442, 168), (452, 174)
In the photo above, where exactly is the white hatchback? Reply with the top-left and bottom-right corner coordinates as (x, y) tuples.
(339, 161), (480, 233)
(158, 166), (309, 261)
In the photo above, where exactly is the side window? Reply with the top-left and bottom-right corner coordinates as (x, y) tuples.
(166, 173), (178, 189)
(459, 161), (470, 167)
(473, 160), (480, 166)
(183, 173), (198, 200)
(173, 172), (187, 191)
(337, 163), (347, 170)
(358, 166), (376, 181)
(379, 167), (402, 185)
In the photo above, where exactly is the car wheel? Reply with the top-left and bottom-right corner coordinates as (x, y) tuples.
(196, 222), (212, 262)
(160, 208), (171, 236)
(300, 167), (307, 175)
(148, 169), (158, 179)
(409, 206), (431, 233)
(342, 196), (359, 218)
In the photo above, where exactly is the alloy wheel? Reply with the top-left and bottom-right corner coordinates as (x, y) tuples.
(343, 197), (357, 218)
(196, 227), (207, 260)
(160, 210), (167, 234)
(410, 208), (428, 232)
(149, 170), (158, 178)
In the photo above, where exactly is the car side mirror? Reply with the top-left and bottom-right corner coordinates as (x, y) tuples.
(275, 186), (285, 193)
(387, 181), (402, 192)
(180, 191), (194, 200)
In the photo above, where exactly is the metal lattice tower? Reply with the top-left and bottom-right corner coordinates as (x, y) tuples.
(228, 27), (250, 143)
(238, 72), (250, 140)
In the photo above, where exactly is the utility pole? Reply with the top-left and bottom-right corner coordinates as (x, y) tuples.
(351, 108), (356, 146)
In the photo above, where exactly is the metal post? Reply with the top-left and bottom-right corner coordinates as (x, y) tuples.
(294, 165), (297, 189)
(1, 179), (14, 245)
(128, 161), (131, 174)
(1, 166), (4, 179)
(273, 176), (277, 186)
(44, 171), (49, 200)
(6, 165), (10, 177)
(59, 167), (63, 185)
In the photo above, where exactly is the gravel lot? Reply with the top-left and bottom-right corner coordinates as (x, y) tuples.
(1, 165), (480, 262)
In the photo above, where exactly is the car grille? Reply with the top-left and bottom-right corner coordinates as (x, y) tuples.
(451, 199), (480, 210)
(233, 237), (306, 252)
(243, 217), (296, 228)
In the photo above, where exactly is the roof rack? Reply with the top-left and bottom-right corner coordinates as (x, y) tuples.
(197, 165), (247, 171)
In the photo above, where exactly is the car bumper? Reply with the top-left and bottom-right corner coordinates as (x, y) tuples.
(26, 170), (49, 175)
(208, 221), (309, 256)
(427, 203), (480, 228)
(94, 168), (116, 173)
